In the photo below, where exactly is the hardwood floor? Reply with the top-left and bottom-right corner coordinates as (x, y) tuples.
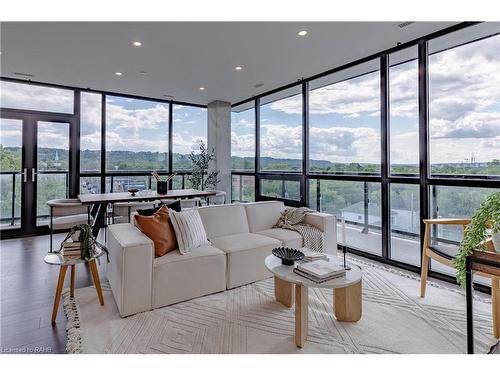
(0, 232), (106, 354)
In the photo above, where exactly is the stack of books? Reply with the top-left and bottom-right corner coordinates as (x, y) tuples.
(301, 247), (328, 262)
(294, 259), (346, 283)
(61, 240), (81, 258)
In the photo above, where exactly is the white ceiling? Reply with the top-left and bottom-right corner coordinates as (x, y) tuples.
(0, 22), (458, 105)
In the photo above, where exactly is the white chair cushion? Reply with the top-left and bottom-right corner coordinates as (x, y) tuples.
(50, 214), (89, 230)
(256, 228), (303, 249)
(169, 209), (209, 254)
(244, 201), (285, 233)
(198, 204), (250, 239)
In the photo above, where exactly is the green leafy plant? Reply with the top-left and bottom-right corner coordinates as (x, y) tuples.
(58, 223), (109, 261)
(188, 140), (220, 191)
(454, 192), (500, 287)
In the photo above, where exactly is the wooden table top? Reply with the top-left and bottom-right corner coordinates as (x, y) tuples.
(78, 189), (216, 204)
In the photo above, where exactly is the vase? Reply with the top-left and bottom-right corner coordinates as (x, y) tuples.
(71, 230), (81, 242)
(492, 232), (500, 253)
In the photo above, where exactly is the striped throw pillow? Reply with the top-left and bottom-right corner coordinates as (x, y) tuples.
(169, 209), (209, 254)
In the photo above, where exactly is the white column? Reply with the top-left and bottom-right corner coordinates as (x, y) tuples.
(207, 100), (231, 196)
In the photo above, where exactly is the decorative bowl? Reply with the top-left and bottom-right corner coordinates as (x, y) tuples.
(128, 188), (139, 196)
(272, 247), (304, 266)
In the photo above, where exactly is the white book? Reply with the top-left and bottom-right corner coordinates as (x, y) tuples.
(296, 259), (345, 279)
(301, 248), (327, 261)
(294, 268), (345, 283)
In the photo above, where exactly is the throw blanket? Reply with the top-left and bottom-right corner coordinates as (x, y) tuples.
(274, 207), (324, 252)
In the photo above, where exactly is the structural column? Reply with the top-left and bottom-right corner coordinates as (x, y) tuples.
(207, 100), (231, 196)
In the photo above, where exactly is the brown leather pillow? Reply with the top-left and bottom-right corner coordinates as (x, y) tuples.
(134, 206), (178, 257)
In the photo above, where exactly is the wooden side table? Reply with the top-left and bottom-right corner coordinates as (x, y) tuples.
(44, 250), (105, 323)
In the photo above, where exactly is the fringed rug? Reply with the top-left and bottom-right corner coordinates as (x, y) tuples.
(64, 258), (498, 354)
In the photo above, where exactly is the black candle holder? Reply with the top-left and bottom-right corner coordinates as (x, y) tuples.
(342, 245), (351, 270)
(157, 181), (168, 195)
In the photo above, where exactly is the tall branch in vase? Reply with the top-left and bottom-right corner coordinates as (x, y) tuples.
(187, 140), (220, 191)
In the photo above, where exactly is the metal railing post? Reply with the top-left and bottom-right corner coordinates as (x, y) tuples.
(11, 173), (16, 226)
(362, 181), (369, 234)
(239, 174), (243, 202)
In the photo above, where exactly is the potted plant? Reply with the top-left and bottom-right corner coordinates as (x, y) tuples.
(188, 140), (220, 191)
(454, 191), (500, 286)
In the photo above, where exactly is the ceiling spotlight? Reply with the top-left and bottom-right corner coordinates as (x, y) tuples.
(199, 87), (205, 91)
(115, 72), (123, 76)
(132, 41), (142, 47)
(139, 70), (147, 75)
(298, 30), (308, 36)
(235, 66), (243, 71)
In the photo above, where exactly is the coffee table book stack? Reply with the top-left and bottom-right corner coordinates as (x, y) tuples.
(294, 259), (346, 283)
(60, 239), (81, 258)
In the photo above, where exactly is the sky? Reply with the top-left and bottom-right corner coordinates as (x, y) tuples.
(231, 33), (500, 165)
(1, 33), (498, 168)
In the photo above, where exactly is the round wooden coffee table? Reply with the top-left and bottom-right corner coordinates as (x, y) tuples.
(44, 249), (106, 323)
(265, 254), (362, 348)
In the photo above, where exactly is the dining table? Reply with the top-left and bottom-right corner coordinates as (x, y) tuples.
(78, 189), (216, 237)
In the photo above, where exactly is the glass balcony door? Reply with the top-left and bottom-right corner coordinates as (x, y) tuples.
(0, 111), (75, 236)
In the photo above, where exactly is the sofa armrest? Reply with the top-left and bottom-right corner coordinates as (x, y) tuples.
(303, 212), (337, 254)
(107, 223), (154, 317)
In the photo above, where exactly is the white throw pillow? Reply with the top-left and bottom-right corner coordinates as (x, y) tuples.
(169, 208), (209, 254)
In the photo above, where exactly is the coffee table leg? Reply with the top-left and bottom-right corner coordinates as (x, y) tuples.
(70, 265), (76, 298)
(89, 259), (104, 306)
(334, 280), (362, 322)
(51, 265), (68, 323)
(275, 276), (294, 308)
(492, 276), (499, 339)
(295, 284), (308, 348)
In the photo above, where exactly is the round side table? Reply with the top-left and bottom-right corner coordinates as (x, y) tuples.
(44, 249), (106, 323)
(265, 254), (363, 348)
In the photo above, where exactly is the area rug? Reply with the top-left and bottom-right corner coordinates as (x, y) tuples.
(63, 258), (498, 354)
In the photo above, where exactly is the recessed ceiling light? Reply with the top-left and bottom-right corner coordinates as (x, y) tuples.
(235, 66), (243, 71)
(298, 30), (308, 36)
(115, 72), (123, 76)
(139, 70), (147, 75)
(199, 87), (205, 91)
(132, 41), (142, 47)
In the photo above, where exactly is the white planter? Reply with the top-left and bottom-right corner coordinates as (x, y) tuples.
(492, 232), (500, 253)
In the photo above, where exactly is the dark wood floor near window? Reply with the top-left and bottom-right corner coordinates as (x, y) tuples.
(1, 233), (105, 354)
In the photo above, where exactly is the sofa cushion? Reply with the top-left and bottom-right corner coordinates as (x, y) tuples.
(152, 244), (226, 308)
(211, 233), (281, 289)
(198, 204), (250, 239)
(169, 208), (209, 254)
(244, 201), (285, 233)
(134, 206), (178, 258)
(256, 228), (303, 249)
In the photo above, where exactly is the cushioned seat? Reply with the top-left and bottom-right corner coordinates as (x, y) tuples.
(428, 244), (459, 260)
(51, 213), (89, 230)
(211, 233), (281, 288)
(256, 228), (303, 249)
(152, 244), (226, 309)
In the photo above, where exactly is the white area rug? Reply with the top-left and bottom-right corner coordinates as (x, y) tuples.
(64, 259), (498, 354)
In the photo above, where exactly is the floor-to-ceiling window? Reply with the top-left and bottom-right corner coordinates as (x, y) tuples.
(308, 59), (382, 256)
(230, 22), (500, 285)
(0, 80), (207, 236)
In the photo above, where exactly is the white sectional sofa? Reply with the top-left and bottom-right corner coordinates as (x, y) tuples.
(106, 200), (336, 317)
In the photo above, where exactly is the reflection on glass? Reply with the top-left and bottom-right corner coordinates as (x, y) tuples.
(231, 107), (255, 171)
(309, 179), (382, 255)
(389, 47), (419, 175)
(0, 118), (22, 228)
(309, 60), (380, 175)
(390, 184), (420, 266)
(429, 34), (500, 177)
(37, 122), (69, 225)
(173, 105), (207, 171)
(231, 175), (255, 202)
(80, 177), (101, 194)
(260, 92), (302, 171)
(0, 81), (74, 113)
(106, 96), (169, 172)
(260, 179), (300, 200)
(80, 92), (102, 172)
